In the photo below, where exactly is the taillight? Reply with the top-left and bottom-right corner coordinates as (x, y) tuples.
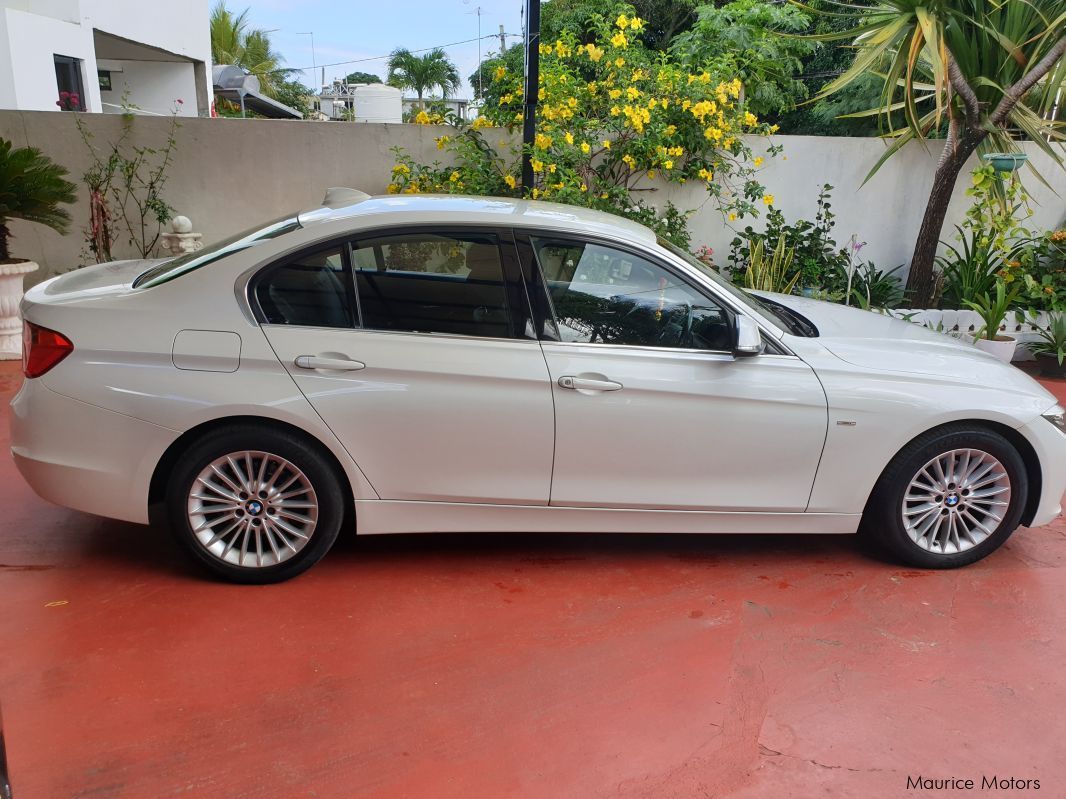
(22, 321), (73, 378)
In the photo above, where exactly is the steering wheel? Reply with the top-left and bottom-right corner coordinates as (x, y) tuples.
(655, 302), (693, 348)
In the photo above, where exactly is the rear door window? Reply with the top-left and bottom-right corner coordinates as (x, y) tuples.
(256, 245), (355, 328)
(350, 232), (515, 339)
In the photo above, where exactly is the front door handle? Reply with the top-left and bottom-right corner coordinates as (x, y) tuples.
(294, 355), (366, 371)
(558, 375), (623, 391)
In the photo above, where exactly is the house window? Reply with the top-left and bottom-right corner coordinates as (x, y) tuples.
(54, 55), (86, 111)
(98, 71), (112, 92)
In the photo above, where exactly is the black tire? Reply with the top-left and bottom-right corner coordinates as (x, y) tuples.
(863, 425), (1028, 569)
(167, 425), (346, 583)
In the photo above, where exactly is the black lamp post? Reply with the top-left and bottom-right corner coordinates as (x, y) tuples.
(521, 0), (541, 194)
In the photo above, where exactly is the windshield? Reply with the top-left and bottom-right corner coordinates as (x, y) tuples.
(134, 215), (302, 288)
(657, 237), (803, 335)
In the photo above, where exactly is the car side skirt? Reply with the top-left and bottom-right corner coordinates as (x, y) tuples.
(354, 500), (862, 536)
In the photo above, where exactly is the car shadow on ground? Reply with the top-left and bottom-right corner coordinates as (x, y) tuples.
(57, 516), (881, 581)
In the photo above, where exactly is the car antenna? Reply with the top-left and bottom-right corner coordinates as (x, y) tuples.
(321, 187), (370, 209)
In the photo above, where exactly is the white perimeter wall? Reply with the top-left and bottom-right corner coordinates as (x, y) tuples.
(0, 110), (1062, 287)
(659, 135), (1065, 272)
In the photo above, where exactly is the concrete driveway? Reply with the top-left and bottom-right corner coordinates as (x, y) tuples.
(1, 360), (1064, 797)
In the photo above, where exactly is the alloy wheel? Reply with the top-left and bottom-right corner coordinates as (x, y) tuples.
(901, 448), (1011, 555)
(186, 450), (319, 568)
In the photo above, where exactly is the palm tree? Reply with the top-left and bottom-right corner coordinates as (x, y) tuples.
(811, 0), (1066, 306)
(387, 48), (462, 108)
(210, 2), (291, 98)
(0, 139), (77, 262)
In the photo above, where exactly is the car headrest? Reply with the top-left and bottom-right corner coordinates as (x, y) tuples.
(465, 243), (500, 283)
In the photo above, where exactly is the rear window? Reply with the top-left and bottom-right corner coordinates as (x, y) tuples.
(134, 215), (302, 288)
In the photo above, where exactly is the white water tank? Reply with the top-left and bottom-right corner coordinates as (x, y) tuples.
(352, 83), (402, 123)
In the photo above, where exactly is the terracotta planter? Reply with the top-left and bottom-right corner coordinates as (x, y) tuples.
(0, 260), (38, 360)
(974, 335), (1017, 363)
(1036, 353), (1066, 379)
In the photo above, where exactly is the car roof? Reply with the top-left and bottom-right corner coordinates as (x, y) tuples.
(296, 194), (658, 245)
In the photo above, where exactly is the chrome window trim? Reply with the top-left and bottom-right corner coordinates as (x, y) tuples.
(258, 322), (540, 346)
(539, 339), (795, 359)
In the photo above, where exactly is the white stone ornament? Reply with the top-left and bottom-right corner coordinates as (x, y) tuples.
(0, 260), (38, 360)
(160, 215), (203, 255)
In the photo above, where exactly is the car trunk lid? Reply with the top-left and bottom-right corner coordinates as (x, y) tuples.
(24, 259), (168, 307)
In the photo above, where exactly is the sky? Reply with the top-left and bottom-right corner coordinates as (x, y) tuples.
(244, 0), (527, 99)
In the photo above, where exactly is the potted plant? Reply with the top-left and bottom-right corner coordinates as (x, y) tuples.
(963, 280), (1020, 362)
(0, 138), (76, 359)
(1029, 313), (1066, 379)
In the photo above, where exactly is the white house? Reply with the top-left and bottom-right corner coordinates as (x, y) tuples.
(0, 0), (212, 117)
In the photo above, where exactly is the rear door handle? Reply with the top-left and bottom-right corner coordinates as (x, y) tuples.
(558, 375), (623, 391)
(294, 355), (366, 371)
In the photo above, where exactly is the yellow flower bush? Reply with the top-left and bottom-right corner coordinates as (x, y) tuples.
(387, 2), (779, 246)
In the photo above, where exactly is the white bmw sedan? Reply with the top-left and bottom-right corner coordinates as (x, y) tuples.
(11, 193), (1066, 582)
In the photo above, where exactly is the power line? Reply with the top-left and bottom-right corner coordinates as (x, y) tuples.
(252, 32), (520, 77)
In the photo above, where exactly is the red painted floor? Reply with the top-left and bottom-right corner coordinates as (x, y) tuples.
(1, 359), (1065, 798)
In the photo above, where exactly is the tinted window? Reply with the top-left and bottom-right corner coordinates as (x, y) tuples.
(351, 233), (512, 338)
(531, 237), (732, 350)
(257, 246), (355, 328)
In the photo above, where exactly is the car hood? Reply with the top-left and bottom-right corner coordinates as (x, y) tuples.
(759, 292), (1053, 394)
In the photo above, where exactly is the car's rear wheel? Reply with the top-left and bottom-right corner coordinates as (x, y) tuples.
(167, 426), (345, 583)
(865, 426), (1028, 568)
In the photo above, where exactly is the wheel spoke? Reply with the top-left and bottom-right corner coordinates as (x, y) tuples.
(206, 516), (244, 548)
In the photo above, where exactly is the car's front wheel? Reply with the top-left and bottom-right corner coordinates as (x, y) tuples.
(167, 426), (345, 583)
(865, 426), (1028, 568)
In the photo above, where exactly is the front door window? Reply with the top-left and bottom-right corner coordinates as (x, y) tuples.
(529, 237), (733, 351)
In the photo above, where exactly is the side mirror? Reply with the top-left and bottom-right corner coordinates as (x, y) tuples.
(733, 315), (764, 357)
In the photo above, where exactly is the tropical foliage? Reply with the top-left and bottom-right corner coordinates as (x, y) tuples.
(728, 184), (849, 289)
(670, 0), (817, 116)
(387, 48), (461, 106)
(1029, 312), (1066, 366)
(936, 167), (1064, 314)
(389, 5), (779, 246)
(963, 281), (1020, 341)
(210, 2), (291, 98)
(0, 139), (77, 262)
(739, 237), (800, 294)
(806, 0), (1066, 306)
(272, 79), (315, 118)
(539, 0), (700, 51)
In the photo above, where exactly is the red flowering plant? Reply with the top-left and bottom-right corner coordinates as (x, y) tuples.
(56, 91), (81, 111)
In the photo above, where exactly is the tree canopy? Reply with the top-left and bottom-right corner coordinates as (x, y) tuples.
(808, 0), (1066, 304)
(209, 2), (290, 97)
(345, 71), (383, 85)
(387, 48), (461, 103)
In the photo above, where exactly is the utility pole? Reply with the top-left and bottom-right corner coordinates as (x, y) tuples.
(297, 31), (317, 89)
(498, 24), (507, 56)
(521, 0), (540, 194)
